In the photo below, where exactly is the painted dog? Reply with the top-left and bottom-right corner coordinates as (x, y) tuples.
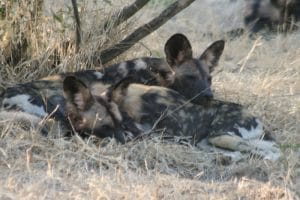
(62, 75), (281, 161)
(244, 0), (300, 33)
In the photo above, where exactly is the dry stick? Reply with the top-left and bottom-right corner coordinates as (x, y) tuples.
(103, 0), (151, 31)
(94, 0), (196, 65)
(71, 0), (81, 53)
(238, 36), (262, 73)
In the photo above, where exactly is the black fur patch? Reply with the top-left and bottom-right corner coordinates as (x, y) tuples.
(209, 100), (258, 137)
(138, 90), (214, 143)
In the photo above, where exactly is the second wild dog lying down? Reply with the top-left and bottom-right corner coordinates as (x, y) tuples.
(244, 0), (300, 33)
(63, 76), (281, 161)
(0, 33), (224, 124)
(208, 0), (300, 39)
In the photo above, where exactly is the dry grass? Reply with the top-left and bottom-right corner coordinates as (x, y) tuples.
(0, 0), (299, 199)
(0, 0), (133, 86)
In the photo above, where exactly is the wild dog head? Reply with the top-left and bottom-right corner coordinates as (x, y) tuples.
(164, 33), (225, 105)
(244, 0), (300, 33)
(63, 76), (137, 143)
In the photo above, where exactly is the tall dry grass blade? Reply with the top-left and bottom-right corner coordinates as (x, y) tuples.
(238, 36), (262, 73)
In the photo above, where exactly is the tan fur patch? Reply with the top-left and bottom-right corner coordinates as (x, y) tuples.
(109, 102), (122, 122)
(40, 75), (63, 81)
(81, 103), (113, 129)
(74, 93), (85, 110)
(122, 84), (144, 120)
(90, 83), (109, 96)
(116, 84), (170, 120)
(122, 84), (176, 119)
(208, 135), (251, 152)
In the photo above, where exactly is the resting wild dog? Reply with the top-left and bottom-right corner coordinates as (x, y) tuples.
(63, 76), (281, 161)
(244, 0), (300, 33)
(0, 33), (224, 124)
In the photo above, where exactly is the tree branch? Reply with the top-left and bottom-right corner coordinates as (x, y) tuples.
(71, 0), (81, 53)
(94, 0), (196, 65)
(103, 0), (151, 31)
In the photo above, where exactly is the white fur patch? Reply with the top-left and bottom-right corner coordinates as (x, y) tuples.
(2, 94), (47, 117)
(197, 137), (281, 162)
(118, 62), (129, 76)
(249, 139), (282, 161)
(236, 119), (264, 140)
(93, 72), (104, 79)
(133, 59), (147, 70)
(134, 122), (151, 134)
(124, 131), (134, 141)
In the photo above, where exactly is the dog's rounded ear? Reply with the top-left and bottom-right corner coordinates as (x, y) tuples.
(164, 33), (193, 67)
(63, 76), (88, 94)
(199, 40), (225, 73)
(63, 76), (94, 111)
